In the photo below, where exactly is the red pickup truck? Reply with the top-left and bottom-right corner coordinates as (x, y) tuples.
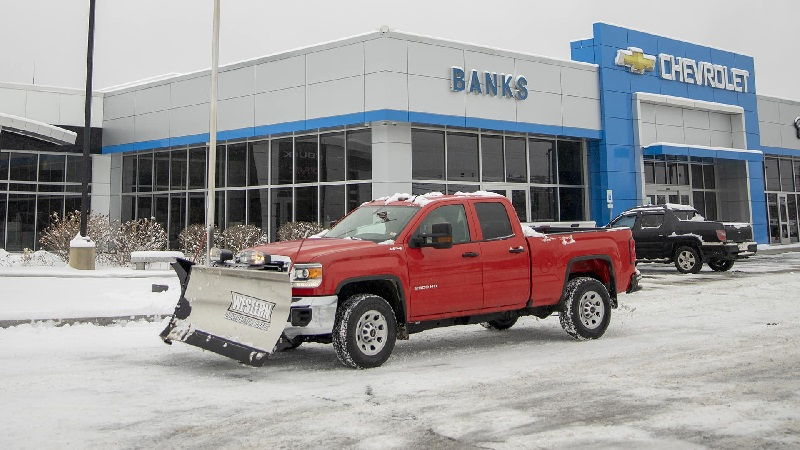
(161, 192), (640, 369)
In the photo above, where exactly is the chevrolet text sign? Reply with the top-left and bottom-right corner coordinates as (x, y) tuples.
(615, 47), (751, 93)
(659, 53), (750, 93)
(451, 67), (528, 100)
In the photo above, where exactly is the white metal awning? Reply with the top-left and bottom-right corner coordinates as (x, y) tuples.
(0, 112), (78, 145)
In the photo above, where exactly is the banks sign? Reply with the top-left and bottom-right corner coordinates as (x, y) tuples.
(450, 67), (528, 100)
(615, 46), (751, 93)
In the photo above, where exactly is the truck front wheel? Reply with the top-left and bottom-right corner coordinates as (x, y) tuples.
(708, 258), (734, 272)
(559, 277), (611, 340)
(332, 294), (397, 369)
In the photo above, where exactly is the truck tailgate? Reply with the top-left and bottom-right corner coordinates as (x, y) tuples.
(723, 222), (754, 242)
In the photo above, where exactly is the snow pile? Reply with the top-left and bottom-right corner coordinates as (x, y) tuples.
(453, 190), (504, 198)
(521, 225), (546, 237)
(308, 229), (329, 239)
(0, 249), (63, 268)
(69, 233), (95, 248)
(377, 239), (396, 245)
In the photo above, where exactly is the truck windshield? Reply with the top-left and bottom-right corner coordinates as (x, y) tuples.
(326, 205), (419, 242)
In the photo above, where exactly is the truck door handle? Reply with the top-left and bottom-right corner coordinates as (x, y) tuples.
(462, 251), (479, 258)
(509, 246), (525, 254)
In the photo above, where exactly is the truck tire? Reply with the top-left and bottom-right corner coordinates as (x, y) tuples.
(332, 294), (397, 369)
(559, 277), (611, 340)
(674, 246), (702, 274)
(708, 258), (734, 272)
(481, 316), (518, 330)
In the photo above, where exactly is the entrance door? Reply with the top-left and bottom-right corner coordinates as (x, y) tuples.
(487, 187), (528, 222)
(645, 186), (691, 206)
(778, 194), (792, 244)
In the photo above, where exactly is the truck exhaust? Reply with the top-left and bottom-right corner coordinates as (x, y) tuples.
(160, 258), (292, 366)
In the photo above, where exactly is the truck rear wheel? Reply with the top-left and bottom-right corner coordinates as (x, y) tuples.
(332, 294), (397, 369)
(481, 316), (518, 330)
(708, 258), (734, 272)
(674, 246), (702, 274)
(559, 277), (611, 340)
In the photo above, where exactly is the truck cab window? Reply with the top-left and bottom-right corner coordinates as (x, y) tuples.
(639, 213), (664, 229)
(475, 202), (513, 240)
(415, 204), (470, 244)
(610, 214), (636, 228)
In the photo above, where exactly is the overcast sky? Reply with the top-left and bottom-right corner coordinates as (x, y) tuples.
(1, 0), (798, 100)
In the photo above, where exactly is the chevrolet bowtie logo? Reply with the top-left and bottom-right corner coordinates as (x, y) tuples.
(615, 47), (656, 74)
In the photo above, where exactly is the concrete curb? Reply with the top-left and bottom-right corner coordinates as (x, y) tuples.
(0, 314), (169, 329)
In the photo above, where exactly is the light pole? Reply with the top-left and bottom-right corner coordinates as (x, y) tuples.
(206, 0), (220, 266)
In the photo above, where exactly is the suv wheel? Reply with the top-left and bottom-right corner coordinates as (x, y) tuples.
(332, 294), (397, 369)
(708, 258), (734, 272)
(674, 246), (702, 274)
(559, 277), (611, 340)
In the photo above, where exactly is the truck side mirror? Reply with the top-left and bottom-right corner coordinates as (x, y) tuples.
(410, 223), (453, 249)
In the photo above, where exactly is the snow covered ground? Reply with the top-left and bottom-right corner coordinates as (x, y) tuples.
(1, 253), (799, 448)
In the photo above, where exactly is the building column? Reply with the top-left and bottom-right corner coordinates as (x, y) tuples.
(371, 122), (412, 198)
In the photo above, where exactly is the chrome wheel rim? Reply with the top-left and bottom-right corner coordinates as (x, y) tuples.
(356, 310), (388, 356)
(677, 250), (696, 271)
(579, 290), (604, 330)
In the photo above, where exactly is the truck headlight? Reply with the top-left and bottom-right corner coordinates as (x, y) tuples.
(236, 250), (268, 266)
(292, 263), (323, 288)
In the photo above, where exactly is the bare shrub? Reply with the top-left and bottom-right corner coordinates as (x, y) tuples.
(277, 221), (324, 241)
(179, 224), (220, 263)
(39, 211), (116, 262)
(110, 218), (168, 265)
(219, 224), (268, 253)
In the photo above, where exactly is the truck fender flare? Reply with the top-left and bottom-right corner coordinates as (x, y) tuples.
(335, 275), (408, 323)
(560, 254), (617, 303)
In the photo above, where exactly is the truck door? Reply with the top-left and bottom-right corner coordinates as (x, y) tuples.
(407, 203), (484, 317)
(634, 212), (667, 258)
(473, 201), (530, 309)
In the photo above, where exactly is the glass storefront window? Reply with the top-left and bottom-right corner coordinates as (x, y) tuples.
(271, 187), (292, 241)
(35, 195), (64, 247)
(764, 157), (779, 191)
(121, 195), (134, 222)
(346, 129), (371, 181)
(169, 192), (186, 248)
(412, 129), (444, 180)
(529, 139), (554, 184)
(779, 158), (795, 192)
(188, 148), (206, 190)
(690, 165), (704, 188)
(412, 183), (445, 195)
(9, 153), (37, 181)
(137, 195), (153, 219)
(702, 165), (715, 189)
(6, 193), (36, 251)
(644, 161), (655, 184)
(122, 155), (136, 193)
(137, 153), (153, 193)
(215, 190), (225, 228)
(188, 192), (205, 226)
(347, 183), (372, 213)
(272, 138), (293, 185)
(446, 184), (479, 194)
(227, 143), (247, 188)
(480, 135), (503, 182)
(654, 161), (667, 184)
(38, 154), (65, 184)
(247, 188), (268, 229)
(446, 133), (478, 182)
(559, 187), (584, 221)
(215, 145), (226, 187)
(0, 152), (9, 180)
(0, 194), (6, 249)
(767, 193), (779, 243)
(154, 194), (169, 231)
(248, 141), (269, 186)
(320, 133), (345, 182)
(321, 184), (345, 227)
(295, 135), (318, 184)
(795, 161), (800, 193)
(170, 150), (187, 191)
(530, 186), (556, 221)
(295, 186), (318, 222)
(226, 190), (246, 227)
(505, 137), (527, 183)
(154, 151), (170, 192)
(557, 140), (583, 185)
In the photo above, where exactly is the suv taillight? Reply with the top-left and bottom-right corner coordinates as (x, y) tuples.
(716, 229), (727, 242)
(629, 238), (637, 264)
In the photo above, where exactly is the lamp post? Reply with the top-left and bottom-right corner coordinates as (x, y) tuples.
(206, 0), (221, 266)
(69, 0), (97, 270)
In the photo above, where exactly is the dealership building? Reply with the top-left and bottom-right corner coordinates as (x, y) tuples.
(1, 22), (800, 251)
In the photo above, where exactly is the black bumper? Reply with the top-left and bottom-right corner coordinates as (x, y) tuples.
(701, 242), (758, 261)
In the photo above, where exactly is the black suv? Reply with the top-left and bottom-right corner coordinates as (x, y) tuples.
(609, 204), (758, 273)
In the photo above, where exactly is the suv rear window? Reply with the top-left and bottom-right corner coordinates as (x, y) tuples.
(475, 202), (513, 240)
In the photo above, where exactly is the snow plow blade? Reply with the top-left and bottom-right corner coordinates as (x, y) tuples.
(160, 259), (292, 367)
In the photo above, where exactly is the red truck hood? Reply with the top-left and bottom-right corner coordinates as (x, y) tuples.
(251, 238), (381, 263)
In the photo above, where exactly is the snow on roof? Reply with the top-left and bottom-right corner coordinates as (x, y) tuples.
(629, 203), (697, 212)
(372, 191), (504, 207)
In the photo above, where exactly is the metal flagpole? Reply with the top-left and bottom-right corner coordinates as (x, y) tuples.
(206, 0), (220, 266)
